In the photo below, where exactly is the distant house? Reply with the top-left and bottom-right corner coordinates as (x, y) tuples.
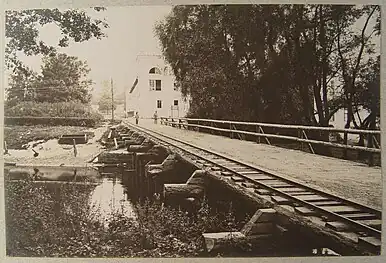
(126, 54), (189, 118)
(329, 107), (370, 130)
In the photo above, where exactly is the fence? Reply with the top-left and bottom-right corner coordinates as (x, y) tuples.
(160, 117), (381, 166)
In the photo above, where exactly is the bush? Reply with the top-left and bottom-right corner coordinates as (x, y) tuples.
(4, 101), (103, 127)
(5, 179), (248, 257)
(5, 101), (103, 119)
(5, 116), (101, 127)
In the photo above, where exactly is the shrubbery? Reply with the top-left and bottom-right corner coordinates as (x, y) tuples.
(5, 101), (102, 118)
(5, 179), (250, 257)
(5, 101), (103, 127)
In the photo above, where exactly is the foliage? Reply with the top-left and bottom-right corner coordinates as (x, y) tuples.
(3, 125), (95, 149)
(4, 101), (103, 127)
(98, 80), (117, 113)
(4, 116), (102, 128)
(6, 53), (94, 105)
(5, 179), (253, 257)
(5, 7), (108, 72)
(5, 101), (102, 118)
(155, 5), (380, 128)
(37, 53), (93, 103)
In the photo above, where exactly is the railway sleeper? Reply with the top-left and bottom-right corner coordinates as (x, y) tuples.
(326, 220), (381, 232)
(125, 123), (381, 256)
(345, 213), (379, 220)
(245, 174), (274, 180)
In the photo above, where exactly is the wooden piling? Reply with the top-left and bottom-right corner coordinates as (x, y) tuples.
(164, 170), (208, 205)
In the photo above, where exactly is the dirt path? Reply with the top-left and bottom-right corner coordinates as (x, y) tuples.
(4, 125), (107, 166)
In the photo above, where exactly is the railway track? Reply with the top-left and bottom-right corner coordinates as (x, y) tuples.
(123, 121), (381, 249)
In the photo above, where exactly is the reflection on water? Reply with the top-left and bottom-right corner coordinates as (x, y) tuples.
(89, 175), (136, 227)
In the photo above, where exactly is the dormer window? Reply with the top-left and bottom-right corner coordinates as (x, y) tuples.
(149, 67), (161, 74)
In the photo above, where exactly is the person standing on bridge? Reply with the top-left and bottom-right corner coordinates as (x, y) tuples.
(135, 112), (139, 125)
(153, 110), (158, 124)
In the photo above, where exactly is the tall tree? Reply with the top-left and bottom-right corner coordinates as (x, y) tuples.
(5, 7), (108, 73)
(98, 80), (116, 114)
(6, 66), (38, 107)
(156, 4), (380, 130)
(32, 53), (93, 103)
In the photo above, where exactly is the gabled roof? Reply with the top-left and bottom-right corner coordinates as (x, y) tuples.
(130, 78), (138, 93)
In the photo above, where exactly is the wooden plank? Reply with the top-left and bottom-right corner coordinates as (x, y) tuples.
(345, 213), (378, 220)
(239, 171), (264, 175)
(255, 188), (271, 195)
(358, 237), (381, 249)
(264, 183), (293, 188)
(232, 167), (253, 171)
(294, 207), (316, 216)
(309, 201), (343, 206)
(221, 171), (233, 176)
(326, 221), (351, 231)
(356, 220), (382, 229)
(210, 166), (222, 171)
(241, 208), (277, 236)
(245, 174), (274, 180)
(294, 195), (331, 202)
(271, 196), (291, 205)
(323, 206), (361, 214)
(241, 182), (256, 188)
(286, 192), (316, 195)
(225, 166), (246, 169)
(278, 187), (309, 192)
(231, 176), (245, 182)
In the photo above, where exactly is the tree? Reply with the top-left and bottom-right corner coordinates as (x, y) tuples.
(156, 4), (380, 130)
(6, 66), (39, 107)
(98, 80), (116, 114)
(334, 5), (380, 129)
(15, 53), (93, 103)
(5, 7), (108, 73)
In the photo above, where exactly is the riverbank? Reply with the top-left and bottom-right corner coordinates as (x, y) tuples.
(3, 124), (108, 166)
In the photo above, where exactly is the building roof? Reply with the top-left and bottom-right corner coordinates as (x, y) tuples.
(130, 78), (138, 93)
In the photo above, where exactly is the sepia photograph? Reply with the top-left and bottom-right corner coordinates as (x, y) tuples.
(1, 1), (383, 259)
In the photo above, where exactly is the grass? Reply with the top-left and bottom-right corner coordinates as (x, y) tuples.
(3, 125), (97, 149)
(4, 178), (254, 258)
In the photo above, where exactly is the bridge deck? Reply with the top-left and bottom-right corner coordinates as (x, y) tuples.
(132, 118), (382, 210)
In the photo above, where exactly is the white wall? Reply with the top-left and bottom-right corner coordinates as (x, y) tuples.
(126, 55), (189, 118)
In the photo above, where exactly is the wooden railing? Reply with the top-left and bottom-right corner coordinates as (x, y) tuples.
(160, 117), (381, 166)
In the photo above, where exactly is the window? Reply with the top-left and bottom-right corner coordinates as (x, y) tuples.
(156, 80), (161, 91)
(149, 67), (161, 74)
(157, 100), (162, 109)
(174, 100), (178, 106)
(173, 82), (178, 91)
(343, 108), (348, 122)
(149, 80), (155, 90)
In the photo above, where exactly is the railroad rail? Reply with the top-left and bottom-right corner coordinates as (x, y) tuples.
(124, 120), (381, 253)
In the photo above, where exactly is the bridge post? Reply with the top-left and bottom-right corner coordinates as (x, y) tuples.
(163, 170), (207, 208)
(128, 138), (154, 152)
(202, 208), (282, 253)
(145, 153), (179, 196)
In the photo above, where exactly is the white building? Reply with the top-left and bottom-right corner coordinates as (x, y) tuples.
(126, 54), (189, 118)
(330, 107), (370, 130)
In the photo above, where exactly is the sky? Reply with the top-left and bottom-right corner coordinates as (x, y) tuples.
(7, 5), (380, 98)
(13, 6), (173, 95)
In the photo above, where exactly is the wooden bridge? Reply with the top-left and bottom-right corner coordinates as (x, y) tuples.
(102, 117), (382, 256)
